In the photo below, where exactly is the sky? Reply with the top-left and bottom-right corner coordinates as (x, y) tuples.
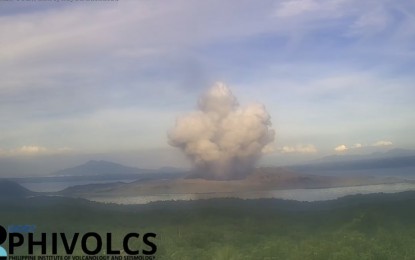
(0, 0), (414, 175)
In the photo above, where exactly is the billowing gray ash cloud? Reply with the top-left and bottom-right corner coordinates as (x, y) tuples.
(168, 82), (275, 180)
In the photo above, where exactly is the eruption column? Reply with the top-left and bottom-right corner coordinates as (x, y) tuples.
(168, 82), (275, 180)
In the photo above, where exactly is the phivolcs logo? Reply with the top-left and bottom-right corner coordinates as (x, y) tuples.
(0, 224), (157, 258)
(0, 225), (7, 260)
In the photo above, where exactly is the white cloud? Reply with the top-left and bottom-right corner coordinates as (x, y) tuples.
(334, 140), (393, 152)
(0, 146), (73, 157)
(349, 6), (391, 36)
(18, 145), (47, 154)
(281, 144), (317, 154)
(274, 0), (319, 18)
(334, 144), (348, 152)
(352, 143), (363, 148)
(333, 140), (393, 152)
(373, 140), (393, 147)
(262, 143), (275, 154)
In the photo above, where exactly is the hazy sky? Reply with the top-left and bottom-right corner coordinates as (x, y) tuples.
(1, 0), (414, 172)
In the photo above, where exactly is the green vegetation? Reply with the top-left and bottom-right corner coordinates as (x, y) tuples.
(2, 192), (415, 259)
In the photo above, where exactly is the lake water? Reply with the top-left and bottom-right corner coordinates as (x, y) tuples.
(19, 179), (136, 192)
(87, 182), (415, 204)
(19, 178), (415, 204)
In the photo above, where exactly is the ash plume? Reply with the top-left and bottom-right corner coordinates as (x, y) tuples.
(168, 82), (275, 180)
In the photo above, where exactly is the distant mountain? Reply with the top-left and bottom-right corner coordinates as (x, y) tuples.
(157, 166), (189, 173)
(52, 160), (152, 177)
(384, 148), (415, 157)
(19, 160), (189, 183)
(0, 179), (36, 198)
(290, 150), (415, 175)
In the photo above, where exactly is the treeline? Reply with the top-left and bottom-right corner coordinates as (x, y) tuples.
(2, 192), (415, 259)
